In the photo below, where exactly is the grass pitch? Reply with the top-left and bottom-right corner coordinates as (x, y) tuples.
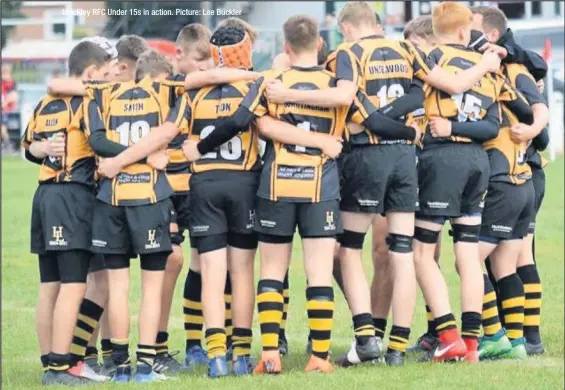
(2, 156), (563, 389)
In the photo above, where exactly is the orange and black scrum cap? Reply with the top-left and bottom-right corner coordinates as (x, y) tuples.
(210, 26), (253, 69)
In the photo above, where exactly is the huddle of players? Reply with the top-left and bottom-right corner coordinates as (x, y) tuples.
(22, 0), (549, 385)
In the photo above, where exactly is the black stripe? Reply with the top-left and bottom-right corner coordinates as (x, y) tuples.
(152, 82), (161, 93)
(307, 309), (333, 319)
(482, 318), (501, 327)
(258, 302), (284, 312)
(504, 323), (523, 329)
(168, 133), (188, 149)
(309, 330), (331, 339)
(183, 307), (202, 316)
(483, 300), (499, 310)
(202, 86), (222, 100)
(71, 336), (89, 347)
(503, 307), (525, 315)
(524, 308), (541, 315)
(116, 88), (151, 100)
(221, 84), (244, 99)
(525, 292), (542, 299)
(225, 320), (232, 326)
(76, 320), (95, 334)
(70, 96), (83, 114)
(369, 47), (405, 61)
(184, 323), (204, 330)
(260, 323), (280, 334)
(39, 99), (68, 115)
(350, 43), (364, 59)
(283, 297), (290, 303)
(167, 163), (190, 174)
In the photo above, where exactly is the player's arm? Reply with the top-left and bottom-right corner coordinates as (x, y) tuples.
(512, 73), (549, 139)
(47, 78), (86, 96)
(184, 68), (261, 90)
(411, 43), (501, 95)
(352, 91), (417, 140)
(449, 103), (501, 143)
(21, 102), (55, 164)
(532, 127), (549, 151)
(378, 81), (425, 119)
(109, 94), (189, 168)
(499, 80), (535, 126)
(265, 49), (360, 107)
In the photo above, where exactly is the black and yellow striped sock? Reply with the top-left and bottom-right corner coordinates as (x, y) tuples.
(307, 286), (335, 360)
(279, 271), (290, 341)
(48, 353), (71, 372)
(41, 354), (49, 372)
(482, 273), (503, 337)
(353, 313), (375, 345)
(69, 299), (103, 364)
(373, 318), (387, 339)
(155, 331), (168, 356)
(498, 274), (525, 341)
(205, 328), (227, 359)
(257, 279), (284, 351)
(85, 347), (98, 361)
(101, 338), (112, 361)
(387, 326), (410, 353)
(517, 264), (542, 344)
(435, 313), (457, 335)
(232, 328), (252, 358)
(426, 305), (438, 337)
(110, 339), (130, 367)
(224, 274), (233, 349)
(184, 269), (204, 350)
(136, 344), (157, 368)
(461, 311), (481, 342)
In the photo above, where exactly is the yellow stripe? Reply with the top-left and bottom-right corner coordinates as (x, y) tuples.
(307, 301), (335, 310)
(502, 297), (525, 309)
(184, 299), (202, 310)
(262, 333), (278, 348)
(388, 341), (407, 352)
(73, 327), (92, 342)
(389, 336), (409, 343)
(184, 314), (204, 324)
(524, 299), (541, 309)
(283, 290), (290, 298)
(436, 320), (456, 331)
(225, 309), (232, 318)
(49, 365), (70, 371)
(507, 329), (523, 339)
(77, 313), (98, 329)
(309, 318), (333, 330)
(524, 316), (540, 326)
(504, 313), (524, 323)
(257, 292), (283, 304)
(482, 307), (499, 320)
(483, 291), (497, 303)
(111, 338), (129, 346)
(484, 324), (502, 335)
(185, 330), (202, 339)
(312, 339), (331, 352)
(524, 284), (542, 293)
(70, 344), (85, 355)
(259, 310), (282, 321)
(224, 294), (232, 304)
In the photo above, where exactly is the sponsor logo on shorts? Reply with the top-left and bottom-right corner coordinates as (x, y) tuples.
(324, 211), (336, 231)
(192, 225), (210, 233)
(49, 226), (68, 246)
(529, 222), (536, 230)
(92, 239), (107, 247)
(427, 201), (449, 209)
(491, 224), (512, 233)
(145, 229), (161, 250)
(260, 220), (276, 228)
(358, 199), (379, 207)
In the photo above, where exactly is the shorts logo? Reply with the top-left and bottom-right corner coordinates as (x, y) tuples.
(92, 239), (107, 247)
(192, 225), (210, 233)
(325, 211), (336, 231)
(260, 220), (276, 228)
(358, 199), (379, 207)
(427, 201), (448, 209)
(49, 226), (67, 246)
(491, 225), (512, 233)
(145, 229), (161, 250)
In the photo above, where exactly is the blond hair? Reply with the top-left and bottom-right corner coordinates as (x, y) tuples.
(432, 2), (473, 36)
(338, 1), (377, 25)
(135, 49), (173, 79)
(404, 15), (434, 40)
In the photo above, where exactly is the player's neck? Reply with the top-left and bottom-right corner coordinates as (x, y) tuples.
(437, 33), (466, 46)
(352, 26), (379, 41)
(289, 52), (319, 68)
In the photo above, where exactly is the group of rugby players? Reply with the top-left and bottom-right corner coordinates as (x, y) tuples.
(22, 1), (549, 386)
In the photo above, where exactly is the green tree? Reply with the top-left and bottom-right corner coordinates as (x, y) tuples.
(1, 0), (23, 49)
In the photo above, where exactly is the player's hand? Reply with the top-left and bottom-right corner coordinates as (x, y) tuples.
(182, 139), (202, 162)
(483, 43), (508, 60)
(319, 135), (343, 159)
(429, 117), (452, 137)
(42, 134), (66, 157)
(510, 123), (535, 143)
(412, 124), (424, 148)
(98, 157), (122, 179)
(147, 150), (169, 171)
(265, 79), (291, 103)
(480, 49), (502, 72)
(537, 79), (545, 94)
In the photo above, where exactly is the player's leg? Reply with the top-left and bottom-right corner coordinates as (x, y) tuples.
(183, 247), (207, 367)
(370, 214), (392, 341)
(224, 275), (233, 358)
(279, 269), (291, 355)
(253, 199), (295, 375)
(99, 313), (113, 374)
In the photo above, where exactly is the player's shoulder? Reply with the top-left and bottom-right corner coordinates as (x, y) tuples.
(504, 62), (532, 79)
(261, 68), (284, 80)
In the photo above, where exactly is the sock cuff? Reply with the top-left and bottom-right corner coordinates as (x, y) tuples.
(435, 313), (456, 323)
(137, 345), (156, 355)
(233, 328), (252, 338)
(101, 338), (112, 350)
(111, 339), (129, 350)
(306, 286), (334, 300)
(390, 325), (411, 338)
(497, 273), (524, 296)
(205, 328), (226, 337)
(283, 271), (290, 288)
(258, 279), (284, 293)
(461, 311), (481, 321)
(80, 298), (104, 320)
(517, 264), (541, 283)
(85, 346), (98, 355)
(352, 313), (373, 328)
(483, 273), (496, 293)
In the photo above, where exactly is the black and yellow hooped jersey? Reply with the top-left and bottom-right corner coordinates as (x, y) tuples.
(484, 63), (546, 184)
(85, 77), (182, 206)
(22, 95), (96, 186)
(423, 44), (510, 145)
(171, 81), (261, 175)
(241, 66), (376, 203)
(327, 36), (433, 145)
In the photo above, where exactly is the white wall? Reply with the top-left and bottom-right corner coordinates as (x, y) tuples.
(246, 1), (326, 30)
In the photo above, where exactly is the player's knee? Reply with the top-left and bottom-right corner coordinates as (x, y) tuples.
(450, 224), (480, 243)
(197, 233), (228, 255)
(140, 252), (168, 271)
(386, 233), (413, 253)
(414, 226), (440, 244)
(337, 230), (365, 250)
(227, 232), (258, 250)
(166, 249), (184, 274)
(257, 233), (293, 244)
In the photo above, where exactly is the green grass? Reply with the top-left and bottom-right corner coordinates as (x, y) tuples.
(2, 156), (564, 389)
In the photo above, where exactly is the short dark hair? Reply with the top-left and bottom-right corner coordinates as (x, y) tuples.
(217, 17), (258, 43)
(176, 23), (212, 59)
(471, 6), (508, 37)
(68, 41), (110, 77)
(404, 15), (434, 39)
(283, 15), (319, 54)
(116, 34), (149, 63)
(135, 49), (173, 79)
